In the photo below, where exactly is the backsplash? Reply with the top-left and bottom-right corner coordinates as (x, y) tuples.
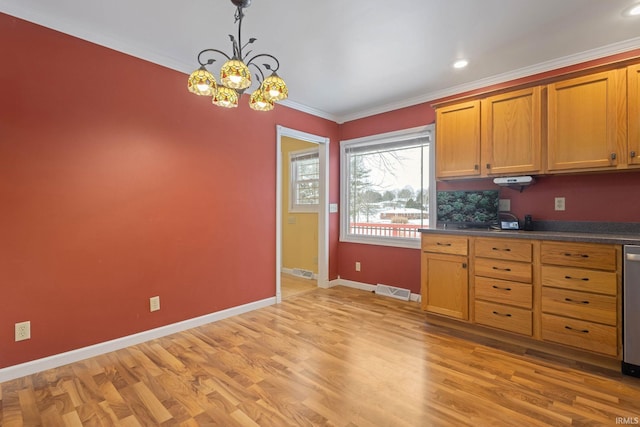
(532, 220), (640, 234)
(437, 170), (640, 224)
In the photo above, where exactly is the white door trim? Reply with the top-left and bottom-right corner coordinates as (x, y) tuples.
(276, 125), (330, 303)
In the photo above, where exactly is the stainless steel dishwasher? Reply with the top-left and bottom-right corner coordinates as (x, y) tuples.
(623, 245), (640, 377)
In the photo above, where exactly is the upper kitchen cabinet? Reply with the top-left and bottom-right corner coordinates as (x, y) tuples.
(481, 87), (542, 176)
(547, 69), (627, 173)
(627, 64), (640, 167)
(436, 100), (481, 178)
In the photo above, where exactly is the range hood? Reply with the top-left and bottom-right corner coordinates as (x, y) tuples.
(493, 176), (535, 191)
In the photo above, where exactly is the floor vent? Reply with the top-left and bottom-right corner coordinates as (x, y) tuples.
(375, 284), (411, 301)
(292, 268), (314, 279)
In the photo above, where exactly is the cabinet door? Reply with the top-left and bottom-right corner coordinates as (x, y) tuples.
(436, 100), (481, 178)
(421, 252), (468, 320)
(547, 70), (626, 172)
(481, 87), (542, 175)
(628, 64), (640, 166)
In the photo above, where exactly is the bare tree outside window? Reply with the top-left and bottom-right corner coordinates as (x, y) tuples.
(340, 126), (433, 247)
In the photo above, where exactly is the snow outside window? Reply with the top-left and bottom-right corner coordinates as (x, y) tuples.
(340, 125), (434, 249)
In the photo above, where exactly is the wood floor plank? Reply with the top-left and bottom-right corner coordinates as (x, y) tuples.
(2, 286), (640, 426)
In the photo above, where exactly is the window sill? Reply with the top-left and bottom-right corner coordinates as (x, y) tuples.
(339, 235), (420, 249)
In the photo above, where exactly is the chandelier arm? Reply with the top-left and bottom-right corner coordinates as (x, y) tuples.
(197, 48), (232, 66)
(247, 62), (266, 86)
(245, 53), (281, 73)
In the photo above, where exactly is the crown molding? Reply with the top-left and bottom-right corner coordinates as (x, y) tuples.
(337, 36), (640, 123)
(278, 99), (338, 123)
(3, 4), (640, 125)
(0, 2), (189, 73)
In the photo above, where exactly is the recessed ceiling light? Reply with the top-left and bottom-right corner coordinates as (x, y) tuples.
(623, 3), (640, 16)
(453, 59), (469, 69)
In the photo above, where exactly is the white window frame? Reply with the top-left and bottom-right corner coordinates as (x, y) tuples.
(339, 125), (435, 249)
(289, 147), (320, 213)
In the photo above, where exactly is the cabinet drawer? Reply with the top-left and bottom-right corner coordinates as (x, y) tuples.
(475, 300), (532, 336)
(475, 238), (532, 262)
(541, 287), (617, 326)
(541, 265), (617, 295)
(541, 242), (617, 270)
(422, 235), (468, 255)
(475, 276), (532, 309)
(474, 258), (532, 283)
(541, 313), (617, 356)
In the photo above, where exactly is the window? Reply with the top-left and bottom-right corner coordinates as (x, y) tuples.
(289, 148), (320, 212)
(340, 125), (434, 248)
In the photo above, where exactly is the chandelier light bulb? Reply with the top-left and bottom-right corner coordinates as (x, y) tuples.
(213, 86), (239, 108)
(187, 67), (217, 96)
(221, 59), (252, 90)
(250, 89), (274, 111)
(262, 72), (288, 102)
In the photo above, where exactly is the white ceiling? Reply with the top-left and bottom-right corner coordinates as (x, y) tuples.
(2, 0), (640, 123)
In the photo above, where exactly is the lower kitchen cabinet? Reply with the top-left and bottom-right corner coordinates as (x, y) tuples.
(421, 253), (468, 320)
(540, 241), (621, 357)
(420, 233), (623, 365)
(473, 237), (534, 337)
(421, 234), (469, 320)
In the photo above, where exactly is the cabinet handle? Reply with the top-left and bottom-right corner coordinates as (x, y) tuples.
(564, 297), (590, 304)
(492, 311), (512, 317)
(492, 285), (512, 291)
(492, 247), (511, 252)
(611, 153), (617, 161)
(564, 326), (589, 334)
(631, 151), (637, 158)
(474, 164), (479, 170)
(492, 266), (512, 272)
(462, 263), (468, 269)
(564, 275), (589, 282)
(436, 242), (452, 246)
(486, 163), (491, 169)
(563, 253), (589, 258)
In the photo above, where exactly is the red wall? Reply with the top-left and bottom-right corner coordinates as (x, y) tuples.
(4, 11), (640, 370)
(0, 14), (339, 368)
(440, 172), (640, 223)
(338, 105), (436, 292)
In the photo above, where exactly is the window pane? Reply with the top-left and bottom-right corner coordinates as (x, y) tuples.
(290, 149), (320, 211)
(341, 127), (432, 246)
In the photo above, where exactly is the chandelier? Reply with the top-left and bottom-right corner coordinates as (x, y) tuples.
(187, 0), (288, 111)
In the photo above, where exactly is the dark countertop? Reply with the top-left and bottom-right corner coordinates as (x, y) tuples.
(418, 227), (640, 245)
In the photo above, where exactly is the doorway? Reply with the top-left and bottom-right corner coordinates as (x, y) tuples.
(276, 126), (329, 303)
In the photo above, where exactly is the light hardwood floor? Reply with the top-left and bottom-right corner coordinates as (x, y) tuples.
(281, 273), (317, 299)
(1, 286), (639, 426)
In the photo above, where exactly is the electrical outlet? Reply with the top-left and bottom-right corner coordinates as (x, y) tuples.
(554, 197), (566, 211)
(355, 262), (361, 272)
(498, 199), (511, 212)
(15, 321), (31, 341)
(150, 296), (160, 312)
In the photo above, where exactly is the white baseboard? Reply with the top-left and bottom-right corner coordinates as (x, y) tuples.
(0, 297), (276, 383)
(281, 267), (318, 280)
(331, 278), (421, 302)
